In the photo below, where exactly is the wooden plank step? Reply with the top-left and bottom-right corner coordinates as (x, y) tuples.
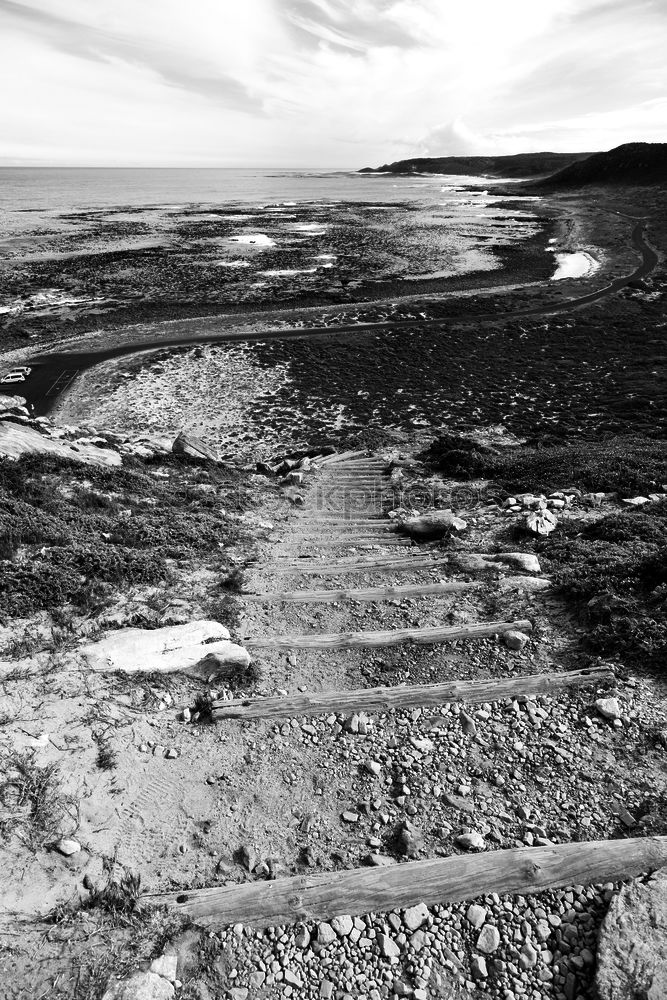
(316, 451), (372, 466)
(244, 619), (532, 650)
(212, 665), (613, 720)
(242, 580), (479, 604)
(291, 539), (413, 549)
(259, 555), (450, 575)
(146, 835), (667, 930)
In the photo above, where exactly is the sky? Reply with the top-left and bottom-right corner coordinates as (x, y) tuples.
(1, 0), (666, 167)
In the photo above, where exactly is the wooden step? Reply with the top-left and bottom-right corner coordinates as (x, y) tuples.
(259, 554), (450, 575)
(243, 580), (479, 604)
(212, 665), (613, 721)
(146, 836), (667, 930)
(244, 619), (532, 650)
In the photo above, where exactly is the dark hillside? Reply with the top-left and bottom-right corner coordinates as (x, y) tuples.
(359, 151), (592, 177)
(538, 142), (667, 187)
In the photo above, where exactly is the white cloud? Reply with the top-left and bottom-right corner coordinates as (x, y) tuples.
(0, 0), (665, 165)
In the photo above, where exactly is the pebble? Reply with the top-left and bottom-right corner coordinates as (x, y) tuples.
(402, 903), (429, 931)
(377, 933), (400, 959)
(455, 832), (486, 851)
(56, 838), (81, 856)
(477, 924), (501, 954)
(331, 914), (354, 937)
(595, 697), (622, 721)
(466, 904), (488, 929)
(317, 922), (337, 946)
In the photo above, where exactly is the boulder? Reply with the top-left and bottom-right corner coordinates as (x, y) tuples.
(0, 421), (121, 467)
(399, 509), (467, 541)
(0, 393), (27, 409)
(596, 866), (667, 1000)
(79, 621), (250, 678)
(172, 431), (218, 463)
(504, 630), (531, 652)
(102, 972), (174, 1000)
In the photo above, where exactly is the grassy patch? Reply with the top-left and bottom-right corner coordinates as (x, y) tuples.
(421, 434), (667, 498)
(0, 453), (254, 620)
(540, 502), (667, 667)
(0, 750), (77, 849)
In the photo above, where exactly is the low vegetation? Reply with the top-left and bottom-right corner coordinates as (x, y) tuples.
(0, 750), (77, 849)
(0, 453), (255, 621)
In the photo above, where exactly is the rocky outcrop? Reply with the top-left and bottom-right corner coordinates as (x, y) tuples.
(596, 866), (667, 999)
(79, 621), (250, 678)
(0, 420), (121, 467)
(172, 431), (218, 463)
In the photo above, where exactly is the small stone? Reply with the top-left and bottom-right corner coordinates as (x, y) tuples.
(294, 923), (310, 949)
(164, 748), (178, 759)
(365, 760), (382, 776)
(366, 853), (396, 867)
(317, 922), (337, 946)
(230, 989), (248, 1000)
(56, 838), (81, 856)
(341, 811), (359, 823)
(320, 982), (334, 1000)
(403, 902), (429, 931)
(455, 832), (485, 851)
(460, 711), (477, 735)
(377, 933), (400, 959)
(284, 970), (302, 988)
(504, 630), (530, 652)
(477, 924), (501, 954)
(466, 904), (488, 929)
(471, 955), (488, 979)
(331, 914), (354, 937)
(519, 942), (538, 969)
(101, 972), (174, 1000)
(595, 697), (622, 721)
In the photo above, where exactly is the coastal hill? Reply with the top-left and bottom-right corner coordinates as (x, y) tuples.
(537, 141), (667, 187)
(358, 151), (592, 178)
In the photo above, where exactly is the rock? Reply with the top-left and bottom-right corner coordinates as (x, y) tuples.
(455, 832), (486, 851)
(364, 760), (382, 776)
(526, 508), (558, 536)
(465, 904), (488, 929)
(331, 914), (354, 937)
(403, 903), (429, 931)
(476, 924), (501, 954)
(79, 621), (250, 679)
(283, 970), (302, 988)
(172, 431), (218, 462)
(230, 989), (248, 1000)
(504, 630), (531, 652)
(490, 552), (541, 574)
(56, 838), (81, 856)
(520, 941), (539, 969)
(0, 421), (121, 467)
(320, 981), (334, 999)
(397, 819), (423, 858)
(377, 932), (401, 959)
(317, 922), (337, 946)
(398, 509), (467, 541)
(471, 955), (488, 979)
(460, 711), (477, 736)
(596, 867), (667, 1000)
(595, 697), (622, 720)
(366, 853), (396, 867)
(0, 393), (27, 409)
(341, 811), (359, 823)
(148, 956), (178, 983)
(622, 496), (651, 506)
(102, 972), (174, 1000)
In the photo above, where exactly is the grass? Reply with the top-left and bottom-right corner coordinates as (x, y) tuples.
(0, 453), (254, 621)
(421, 433), (667, 498)
(0, 750), (77, 849)
(540, 501), (667, 667)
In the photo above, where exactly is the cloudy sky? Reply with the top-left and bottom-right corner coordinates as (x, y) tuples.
(1, 0), (666, 166)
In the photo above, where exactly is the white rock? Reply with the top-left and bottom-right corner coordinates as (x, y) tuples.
(317, 922), (337, 946)
(377, 932), (401, 959)
(403, 902), (429, 931)
(476, 924), (501, 954)
(399, 509), (467, 541)
(331, 914), (354, 937)
(456, 832), (486, 851)
(490, 552), (541, 574)
(56, 838), (81, 856)
(596, 697), (622, 721)
(79, 621), (250, 678)
(0, 421), (121, 467)
(466, 904), (488, 929)
(102, 972), (174, 1000)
